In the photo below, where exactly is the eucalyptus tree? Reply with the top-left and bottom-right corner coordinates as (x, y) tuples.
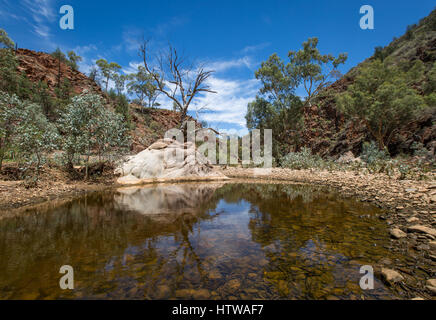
(127, 65), (160, 110)
(337, 60), (425, 150)
(247, 37), (347, 157)
(95, 59), (122, 92)
(288, 37), (347, 107)
(0, 93), (23, 170)
(59, 91), (129, 179)
(0, 29), (19, 93)
(16, 102), (59, 177)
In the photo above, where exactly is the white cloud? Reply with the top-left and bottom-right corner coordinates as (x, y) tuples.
(122, 61), (142, 75)
(22, 0), (56, 39)
(208, 56), (253, 73)
(125, 55), (260, 132)
(241, 42), (270, 54)
(190, 76), (259, 129)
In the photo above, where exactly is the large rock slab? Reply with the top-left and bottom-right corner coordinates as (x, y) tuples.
(407, 225), (436, 238)
(115, 138), (228, 185)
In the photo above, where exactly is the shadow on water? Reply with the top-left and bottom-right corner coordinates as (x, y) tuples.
(0, 182), (405, 300)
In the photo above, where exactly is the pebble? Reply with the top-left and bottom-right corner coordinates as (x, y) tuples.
(390, 228), (406, 239)
(406, 217), (419, 223)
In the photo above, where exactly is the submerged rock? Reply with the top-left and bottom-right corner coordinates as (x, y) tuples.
(381, 268), (404, 284)
(115, 138), (228, 184)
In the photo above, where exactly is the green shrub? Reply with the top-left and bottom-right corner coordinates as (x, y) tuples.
(280, 147), (324, 170)
(360, 141), (390, 165)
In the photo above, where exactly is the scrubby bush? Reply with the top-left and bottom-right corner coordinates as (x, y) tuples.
(280, 147), (325, 170)
(360, 141), (390, 165)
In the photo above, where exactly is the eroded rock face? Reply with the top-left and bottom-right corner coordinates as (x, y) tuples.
(115, 138), (227, 184)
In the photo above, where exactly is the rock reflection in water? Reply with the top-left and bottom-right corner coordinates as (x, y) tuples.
(0, 182), (405, 300)
(114, 183), (225, 217)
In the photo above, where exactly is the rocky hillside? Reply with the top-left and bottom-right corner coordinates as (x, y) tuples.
(12, 48), (197, 153)
(16, 49), (102, 96)
(302, 9), (436, 158)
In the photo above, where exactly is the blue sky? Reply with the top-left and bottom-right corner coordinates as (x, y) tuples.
(0, 0), (435, 134)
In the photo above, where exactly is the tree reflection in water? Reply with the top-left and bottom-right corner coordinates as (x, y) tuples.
(0, 182), (406, 300)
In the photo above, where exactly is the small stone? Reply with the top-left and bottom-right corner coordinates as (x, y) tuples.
(156, 285), (171, 299)
(405, 188), (416, 193)
(381, 268), (404, 284)
(378, 258), (392, 265)
(175, 289), (194, 298)
(390, 228), (407, 239)
(406, 217), (419, 223)
(209, 269), (222, 280)
(411, 297), (425, 300)
(407, 225), (436, 237)
(192, 289), (211, 300)
(225, 279), (241, 291)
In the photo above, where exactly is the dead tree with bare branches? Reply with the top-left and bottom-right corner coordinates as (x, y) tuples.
(139, 41), (216, 132)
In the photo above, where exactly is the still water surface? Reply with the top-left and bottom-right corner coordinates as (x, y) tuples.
(0, 182), (405, 299)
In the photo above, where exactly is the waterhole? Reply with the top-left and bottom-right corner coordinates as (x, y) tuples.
(0, 182), (405, 299)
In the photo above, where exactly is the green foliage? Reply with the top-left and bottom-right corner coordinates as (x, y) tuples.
(360, 141), (389, 165)
(127, 66), (160, 109)
(248, 37), (347, 159)
(113, 73), (127, 95)
(0, 93), (24, 170)
(50, 48), (82, 71)
(280, 147), (325, 170)
(337, 60), (426, 149)
(95, 59), (121, 92)
(16, 102), (59, 175)
(32, 81), (55, 117)
(0, 29), (14, 49)
(0, 49), (19, 94)
(424, 61), (436, 95)
(67, 51), (82, 71)
(287, 37), (347, 106)
(58, 91), (129, 178)
(246, 95), (303, 157)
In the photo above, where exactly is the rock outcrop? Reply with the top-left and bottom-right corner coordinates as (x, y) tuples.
(16, 49), (102, 96)
(115, 138), (228, 185)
